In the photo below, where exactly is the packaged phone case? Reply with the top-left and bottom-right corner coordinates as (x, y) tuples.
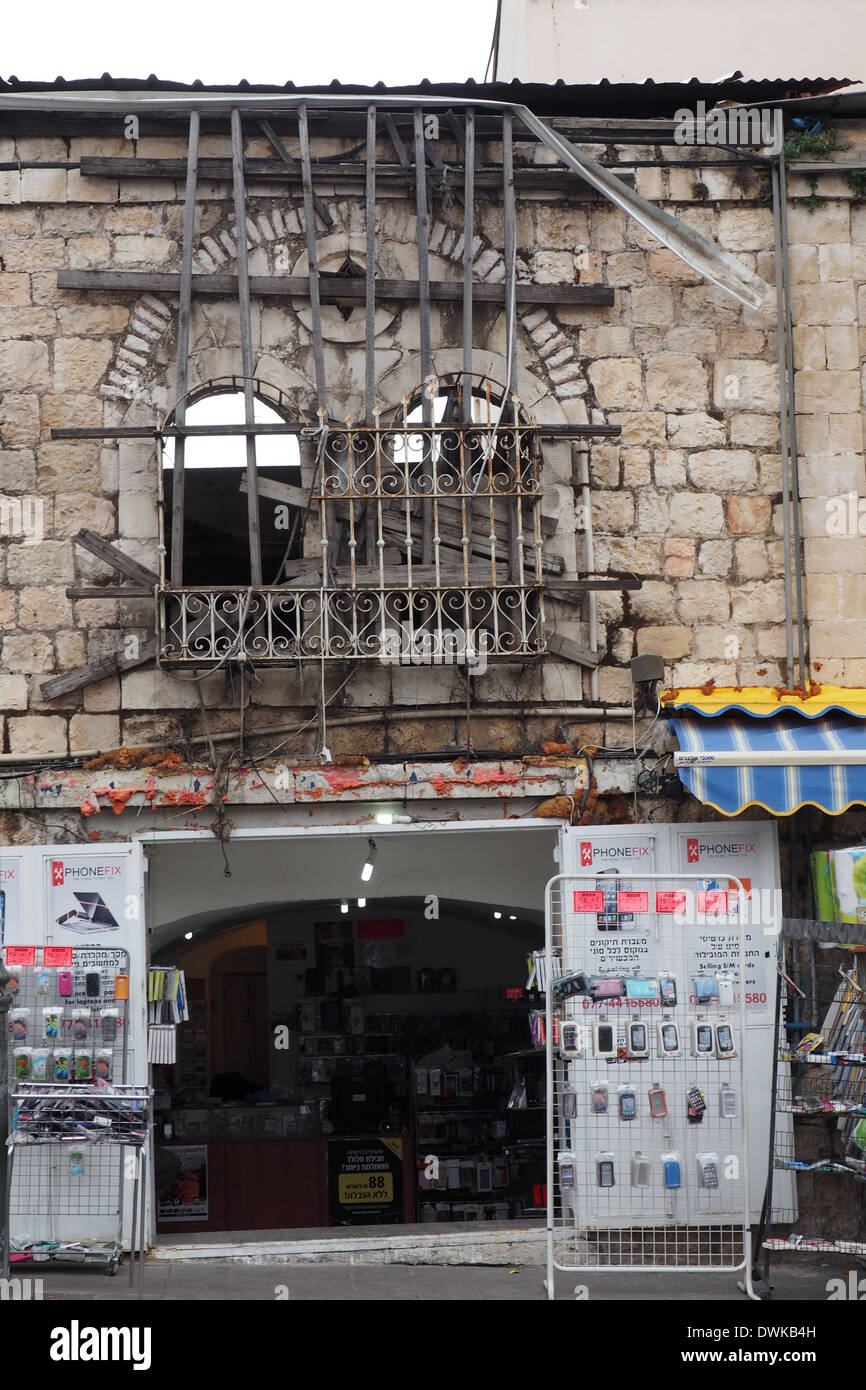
(42, 1007), (61, 1041)
(114, 973), (129, 1001)
(54, 1051), (71, 1082)
(58, 971), (72, 997)
(100, 1009), (119, 1042)
(95, 1050), (113, 1082)
(35, 971), (51, 996)
(71, 1009), (90, 1043)
(13, 1047), (31, 1079)
(74, 1052), (92, 1081)
(31, 1048), (50, 1081)
(590, 1080), (609, 1113)
(10, 1008), (29, 1043)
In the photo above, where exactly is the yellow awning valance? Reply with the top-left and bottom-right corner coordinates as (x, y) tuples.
(660, 684), (866, 721)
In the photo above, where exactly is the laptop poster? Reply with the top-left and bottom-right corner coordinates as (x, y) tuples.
(49, 855), (127, 938)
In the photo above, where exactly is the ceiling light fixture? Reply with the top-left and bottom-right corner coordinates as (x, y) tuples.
(361, 838), (377, 882)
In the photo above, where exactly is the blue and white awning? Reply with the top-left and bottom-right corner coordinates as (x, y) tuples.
(671, 711), (866, 817)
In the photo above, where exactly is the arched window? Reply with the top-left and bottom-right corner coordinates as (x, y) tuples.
(161, 386), (303, 587)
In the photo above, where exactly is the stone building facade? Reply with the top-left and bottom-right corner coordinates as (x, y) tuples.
(0, 79), (864, 847)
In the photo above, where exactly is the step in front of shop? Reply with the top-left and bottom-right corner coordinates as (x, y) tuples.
(153, 1221), (549, 1266)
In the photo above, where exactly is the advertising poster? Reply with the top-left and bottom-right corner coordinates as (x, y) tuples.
(48, 854), (129, 941)
(328, 1138), (403, 1224)
(0, 855), (21, 948)
(315, 920), (354, 971)
(157, 1145), (209, 1222)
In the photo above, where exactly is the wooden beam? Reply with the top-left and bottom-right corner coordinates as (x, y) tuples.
(544, 628), (602, 667)
(364, 103), (378, 569)
(546, 576), (643, 594)
(239, 474), (308, 509)
(414, 107), (433, 566)
(77, 155), (636, 192)
(67, 585), (152, 599)
(40, 638), (157, 700)
(56, 269), (614, 307)
(231, 108), (263, 586)
(171, 108), (199, 588)
(257, 117), (334, 229)
(74, 530), (159, 588)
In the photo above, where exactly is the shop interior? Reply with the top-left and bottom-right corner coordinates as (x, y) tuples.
(152, 895), (546, 1233)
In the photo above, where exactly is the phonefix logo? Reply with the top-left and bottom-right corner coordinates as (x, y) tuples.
(687, 840), (757, 862)
(49, 1322), (151, 1371)
(52, 862), (123, 885)
(580, 842), (651, 866)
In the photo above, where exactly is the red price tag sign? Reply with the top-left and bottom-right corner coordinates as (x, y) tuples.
(43, 946), (74, 966)
(655, 891), (687, 914)
(617, 890), (649, 912)
(573, 890), (605, 911)
(697, 890), (728, 914)
(5, 946), (36, 966)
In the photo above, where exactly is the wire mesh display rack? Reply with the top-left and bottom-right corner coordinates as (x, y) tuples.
(758, 948), (866, 1279)
(2, 947), (152, 1295)
(6, 1083), (152, 1291)
(544, 872), (757, 1300)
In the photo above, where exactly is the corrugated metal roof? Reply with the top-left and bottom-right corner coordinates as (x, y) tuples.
(0, 74), (856, 118)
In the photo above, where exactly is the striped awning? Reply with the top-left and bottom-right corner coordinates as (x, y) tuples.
(671, 711), (866, 816)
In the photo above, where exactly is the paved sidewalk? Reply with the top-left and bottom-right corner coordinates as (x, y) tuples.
(23, 1256), (849, 1301)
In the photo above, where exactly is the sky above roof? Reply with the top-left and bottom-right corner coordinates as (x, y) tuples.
(4, 0), (500, 87)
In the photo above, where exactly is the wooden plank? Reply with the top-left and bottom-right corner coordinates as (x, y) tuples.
(257, 117), (333, 229)
(67, 585), (152, 599)
(40, 638), (157, 700)
(382, 114), (411, 170)
(78, 155), (636, 192)
(546, 576), (643, 595)
(381, 521), (565, 575)
(544, 628), (602, 667)
(56, 269), (614, 307)
(462, 108), (475, 420)
(231, 108), (263, 586)
(414, 107), (433, 566)
(171, 109), (200, 588)
(74, 530), (159, 588)
(297, 106), (327, 413)
(365, 104), (378, 569)
(239, 473), (308, 508)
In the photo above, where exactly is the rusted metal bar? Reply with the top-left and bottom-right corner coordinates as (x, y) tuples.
(170, 109), (199, 587)
(231, 107), (263, 585)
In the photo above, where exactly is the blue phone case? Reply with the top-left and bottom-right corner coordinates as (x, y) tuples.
(664, 1159), (681, 1189)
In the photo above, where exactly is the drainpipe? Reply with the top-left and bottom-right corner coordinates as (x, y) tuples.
(0, 958), (11, 1280)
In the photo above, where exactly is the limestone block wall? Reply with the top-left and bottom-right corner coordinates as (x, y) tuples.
(0, 115), (863, 763)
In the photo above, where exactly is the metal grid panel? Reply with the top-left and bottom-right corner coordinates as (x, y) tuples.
(762, 961), (866, 1256)
(545, 873), (753, 1294)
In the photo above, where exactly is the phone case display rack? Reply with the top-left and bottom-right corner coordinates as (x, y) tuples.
(543, 874), (756, 1300)
(758, 949), (866, 1279)
(2, 946), (152, 1291)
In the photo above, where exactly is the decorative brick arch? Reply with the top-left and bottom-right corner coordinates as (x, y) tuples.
(99, 200), (589, 415)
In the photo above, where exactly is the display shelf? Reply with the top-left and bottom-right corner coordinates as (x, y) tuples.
(759, 956), (866, 1296)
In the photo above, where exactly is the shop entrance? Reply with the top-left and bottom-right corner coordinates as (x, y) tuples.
(152, 897), (546, 1234)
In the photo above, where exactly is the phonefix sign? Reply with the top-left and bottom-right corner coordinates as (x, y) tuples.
(48, 855), (130, 942)
(561, 823), (778, 1014)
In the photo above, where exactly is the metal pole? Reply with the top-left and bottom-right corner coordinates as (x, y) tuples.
(771, 160), (794, 685)
(0, 957), (11, 1281)
(778, 153), (808, 682)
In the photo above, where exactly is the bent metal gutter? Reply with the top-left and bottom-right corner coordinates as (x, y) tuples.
(0, 89), (771, 309)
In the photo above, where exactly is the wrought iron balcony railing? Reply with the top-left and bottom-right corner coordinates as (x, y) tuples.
(158, 421), (550, 666)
